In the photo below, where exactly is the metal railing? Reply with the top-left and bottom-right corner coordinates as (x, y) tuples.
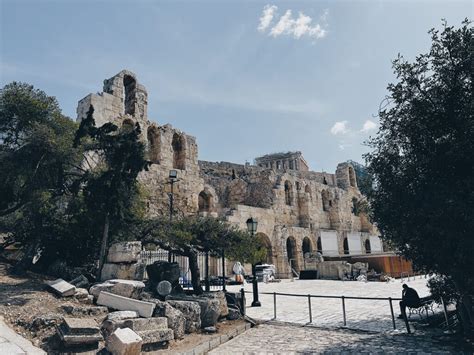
(245, 290), (409, 332)
(140, 249), (225, 291)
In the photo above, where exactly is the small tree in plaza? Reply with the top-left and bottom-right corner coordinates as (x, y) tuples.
(365, 19), (473, 334)
(140, 216), (266, 295)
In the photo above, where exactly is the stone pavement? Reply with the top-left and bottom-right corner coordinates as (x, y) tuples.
(209, 322), (463, 354)
(0, 317), (46, 354)
(226, 276), (435, 332)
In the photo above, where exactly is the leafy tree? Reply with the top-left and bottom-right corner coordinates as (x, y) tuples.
(0, 82), (80, 218)
(139, 216), (266, 294)
(365, 20), (473, 335)
(74, 106), (149, 277)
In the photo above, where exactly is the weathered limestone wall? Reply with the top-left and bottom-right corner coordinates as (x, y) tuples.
(76, 69), (380, 278)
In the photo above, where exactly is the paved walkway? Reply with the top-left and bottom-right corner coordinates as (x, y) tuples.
(0, 317), (45, 355)
(226, 276), (434, 332)
(209, 322), (463, 354)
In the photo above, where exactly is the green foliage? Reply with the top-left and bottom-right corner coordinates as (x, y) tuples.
(0, 82), (80, 218)
(427, 274), (459, 305)
(141, 215), (265, 263)
(365, 20), (473, 295)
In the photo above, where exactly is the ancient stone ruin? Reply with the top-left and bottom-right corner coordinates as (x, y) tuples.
(77, 70), (383, 278)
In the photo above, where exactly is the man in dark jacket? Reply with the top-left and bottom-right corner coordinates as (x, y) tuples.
(398, 283), (421, 318)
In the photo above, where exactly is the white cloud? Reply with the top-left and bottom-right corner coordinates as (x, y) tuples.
(330, 121), (349, 135)
(258, 5), (278, 32)
(270, 10), (294, 37)
(361, 119), (377, 132)
(259, 5), (328, 40)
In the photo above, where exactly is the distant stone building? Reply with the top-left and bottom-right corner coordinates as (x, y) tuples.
(77, 70), (382, 278)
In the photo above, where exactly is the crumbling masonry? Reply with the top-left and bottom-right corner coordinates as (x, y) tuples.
(77, 70), (382, 278)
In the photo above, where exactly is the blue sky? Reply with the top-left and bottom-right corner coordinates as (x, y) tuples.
(1, 0), (471, 171)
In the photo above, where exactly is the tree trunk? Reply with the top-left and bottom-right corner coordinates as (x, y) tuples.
(96, 213), (110, 280)
(188, 251), (203, 295)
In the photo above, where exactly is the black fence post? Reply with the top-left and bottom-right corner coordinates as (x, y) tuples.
(221, 250), (226, 292)
(273, 292), (277, 320)
(240, 288), (246, 316)
(341, 296), (347, 326)
(308, 295), (312, 324)
(389, 297), (396, 330)
(205, 251), (210, 292)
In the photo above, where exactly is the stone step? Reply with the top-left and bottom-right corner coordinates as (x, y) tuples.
(97, 291), (155, 318)
(63, 318), (100, 335)
(122, 317), (168, 332)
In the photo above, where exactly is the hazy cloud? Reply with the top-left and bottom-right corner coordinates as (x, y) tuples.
(258, 5), (328, 40)
(361, 119), (377, 132)
(330, 121), (349, 135)
(258, 4), (278, 32)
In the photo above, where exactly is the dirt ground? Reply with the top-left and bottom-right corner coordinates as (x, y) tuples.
(0, 260), (247, 353)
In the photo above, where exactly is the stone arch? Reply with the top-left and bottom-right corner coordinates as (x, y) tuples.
(172, 133), (186, 170)
(198, 190), (213, 212)
(284, 181), (293, 206)
(122, 118), (134, 131)
(321, 190), (330, 212)
(302, 237), (313, 257)
(343, 237), (350, 255)
(123, 74), (137, 115)
(286, 236), (299, 270)
(305, 185), (311, 200)
(348, 166), (357, 187)
(147, 126), (161, 163)
(365, 239), (371, 254)
(257, 233), (273, 264)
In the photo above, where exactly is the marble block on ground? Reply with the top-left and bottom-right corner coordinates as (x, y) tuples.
(97, 291), (155, 318)
(46, 279), (76, 297)
(106, 327), (142, 355)
(107, 241), (142, 263)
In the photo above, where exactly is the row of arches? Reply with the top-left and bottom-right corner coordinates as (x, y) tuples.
(145, 127), (186, 170)
(342, 238), (372, 254)
(283, 180), (333, 212)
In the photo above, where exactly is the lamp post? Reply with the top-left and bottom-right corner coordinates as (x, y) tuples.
(168, 170), (178, 262)
(246, 217), (261, 307)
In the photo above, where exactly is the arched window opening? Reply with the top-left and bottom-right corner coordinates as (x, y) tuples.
(284, 181), (293, 206)
(198, 190), (212, 212)
(172, 133), (186, 170)
(147, 127), (160, 163)
(257, 233), (273, 264)
(296, 181), (301, 190)
(321, 190), (330, 212)
(121, 118), (134, 132)
(289, 160), (294, 170)
(286, 236), (298, 268)
(123, 75), (137, 115)
(343, 238), (349, 255)
(302, 237), (312, 257)
(317, 237), (322, 253)
(323, 177), (328, 185)
(365, 239), (371, 254)
(305, 185), (311, 200)
(348, 167), (357, 187)
(352, 197), (359, 215)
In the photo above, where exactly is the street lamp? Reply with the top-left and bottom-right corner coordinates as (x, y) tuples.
(168, 170), (178, 262)
(246, 218), (261, 307)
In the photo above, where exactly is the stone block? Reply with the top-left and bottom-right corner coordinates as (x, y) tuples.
(227, 307), (241, 320)
(166, 295), (220, 328)
(57, 318), (103, 346)
(137, 329), (174, 345)
(101, 262), (145, 281)
(107, 311), (140, 322)
(70, 274), (90, 289)
(166, 300), (201, 333)
(145, 261), (180, 287)
(90, 279), (145, 299)
(97, 291), (155, 318)
(106, 327), (142, 355)
(61, 305), (108, 317)
(202, 291), (229, 319)
(123, 317), (168, 332)
(150, 299), (185, 340)
(107, 241), (142, 263)
(74, 288), (89, 300)
(46, 279), (76, 297)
